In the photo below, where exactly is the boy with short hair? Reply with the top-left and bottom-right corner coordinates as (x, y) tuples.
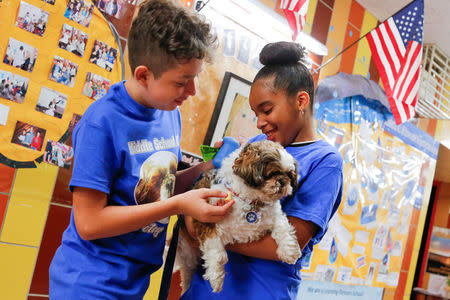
(49, 1), (234, 298)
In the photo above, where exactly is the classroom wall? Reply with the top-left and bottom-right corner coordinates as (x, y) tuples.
(0, 1), (446, 299)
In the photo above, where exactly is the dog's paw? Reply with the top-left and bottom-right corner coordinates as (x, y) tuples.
(202, 269), (225, 293)
(209, 275), (225, 293)
(276, 244), (302, 264)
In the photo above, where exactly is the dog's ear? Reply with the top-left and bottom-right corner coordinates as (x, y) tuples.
(289, 160), (299, 192)
(232, 143), (265, 188)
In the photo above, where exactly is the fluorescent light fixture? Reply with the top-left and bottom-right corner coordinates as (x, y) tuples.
(203, 0), (328, 56)
(296, 31), (329, 56)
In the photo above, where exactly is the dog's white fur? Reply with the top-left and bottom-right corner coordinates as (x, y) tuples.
(176, 140), (302, 293)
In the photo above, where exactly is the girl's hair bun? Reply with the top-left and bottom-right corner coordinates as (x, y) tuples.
(259, 42), (308, 66)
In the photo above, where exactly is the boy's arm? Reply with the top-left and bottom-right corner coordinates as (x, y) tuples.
(73, 186), (233, 241)
(174, 160), (214, 194)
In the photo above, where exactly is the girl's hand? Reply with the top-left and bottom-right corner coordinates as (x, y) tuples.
(175, 188), (234, 223)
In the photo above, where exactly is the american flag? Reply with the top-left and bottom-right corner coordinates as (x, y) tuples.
(366, 0), (424, 124)
(280, 0), (309, 41)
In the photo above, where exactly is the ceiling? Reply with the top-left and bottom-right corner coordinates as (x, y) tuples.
(356, 0), (450, 57)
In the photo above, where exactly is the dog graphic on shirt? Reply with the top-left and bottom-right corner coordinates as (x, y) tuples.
(134, 151), (177, 233)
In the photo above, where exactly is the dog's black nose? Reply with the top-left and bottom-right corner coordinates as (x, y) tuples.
(278, 179), (285, 187)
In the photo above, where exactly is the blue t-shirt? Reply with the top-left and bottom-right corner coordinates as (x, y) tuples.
(181, 134), (343, 300)
(49, 81), (182, 299)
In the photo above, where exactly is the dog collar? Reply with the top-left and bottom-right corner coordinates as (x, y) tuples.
(223, 182), (265, 224)
(223, 182), (265, 207)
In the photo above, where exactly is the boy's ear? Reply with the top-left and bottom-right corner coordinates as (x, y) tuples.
(134, 65), (154, 85)
(295, 91), (310, 112)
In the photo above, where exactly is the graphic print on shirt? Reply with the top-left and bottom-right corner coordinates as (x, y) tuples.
(134, 151), (177, 237)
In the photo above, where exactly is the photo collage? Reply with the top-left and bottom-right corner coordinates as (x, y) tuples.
(1, 0), (117, 164)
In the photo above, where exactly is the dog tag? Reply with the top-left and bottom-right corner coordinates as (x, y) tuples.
(246, 211), (258, 223)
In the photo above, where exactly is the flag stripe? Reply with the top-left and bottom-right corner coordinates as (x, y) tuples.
(369, 29), (396, 90)
(281, 0), (309, 41)
(384, 24), (404, 73)
(379, 23), (401, 72)
(395, 42), (421, 102)
(387, 18), (406, 55)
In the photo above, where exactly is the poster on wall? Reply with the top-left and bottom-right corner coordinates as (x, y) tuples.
(300, 94), (439, 290)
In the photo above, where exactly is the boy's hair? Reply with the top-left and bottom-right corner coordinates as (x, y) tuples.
(128, 0), (217, 78)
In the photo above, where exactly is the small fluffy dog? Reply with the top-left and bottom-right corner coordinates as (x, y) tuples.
(176, 140), (302, 293)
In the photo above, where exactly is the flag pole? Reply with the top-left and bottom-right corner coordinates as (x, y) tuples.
(311, 0), (416, 74)
(312, 33), (370, 74)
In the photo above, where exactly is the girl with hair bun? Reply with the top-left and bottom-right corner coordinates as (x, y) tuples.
(182, 42), (343, 299)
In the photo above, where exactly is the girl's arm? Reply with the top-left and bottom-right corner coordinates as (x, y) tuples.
(226, 216), (319, 261)
(184, 215), (318, 261)
(73, 186), (233, 241)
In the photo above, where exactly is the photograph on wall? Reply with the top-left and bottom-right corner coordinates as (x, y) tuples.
(68, 113), (82, 135)
(0, 69), (29, 103)
(35, 86), (68, 118)
(49, 55), (78, 88)
(64, 0), (94, 27)
(44, 139), (74, 168)
(203, 72), (255, 146)
(82, 72), (111, 100)
(426, 226), (450, 276)
(93, 0), (125, 19)
(58, 24), (89, 57)
(15, 1), (49, 37)
(237, 35), (252, 64)
(42, 0), (55, 4)
(11, 120), (46, 151)
(0, 103), (10, 126)
(89, 40), (118, 72)
(223, 29), (236, 57)
(3, 38), (38, 72)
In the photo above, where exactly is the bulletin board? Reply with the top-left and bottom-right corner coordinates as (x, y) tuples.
(0, 0), (122, 168)
(301, 95), (439, 289)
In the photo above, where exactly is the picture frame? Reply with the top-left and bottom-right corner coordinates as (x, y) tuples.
(204, 72), (260, 146)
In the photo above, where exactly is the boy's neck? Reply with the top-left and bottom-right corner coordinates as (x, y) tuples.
(124, 78), (151, 108)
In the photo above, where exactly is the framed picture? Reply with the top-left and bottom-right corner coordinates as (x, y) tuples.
(203, 72), (260, 146)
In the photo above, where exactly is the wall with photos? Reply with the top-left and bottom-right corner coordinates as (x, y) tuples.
(0, 0), (128, 299)
(0, 0), (447, 300)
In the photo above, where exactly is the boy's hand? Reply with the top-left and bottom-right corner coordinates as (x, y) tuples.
(176, 188), (234, 223)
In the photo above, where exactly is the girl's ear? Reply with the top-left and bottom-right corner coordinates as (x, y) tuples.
(295, 91), (310, 112)
(134, 65), (153, 86)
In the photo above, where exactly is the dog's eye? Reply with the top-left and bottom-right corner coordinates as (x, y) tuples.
(264, 171), (281, 179)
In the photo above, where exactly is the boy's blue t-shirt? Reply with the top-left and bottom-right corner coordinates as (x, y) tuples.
(49, 81), (182, 299)
(181, 134), (343, 300)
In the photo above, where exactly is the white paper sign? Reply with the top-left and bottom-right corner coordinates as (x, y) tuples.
(0, 103), (9, 125)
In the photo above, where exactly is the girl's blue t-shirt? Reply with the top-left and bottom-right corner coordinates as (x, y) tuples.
(181, 134), (343, 300)
(49, 81), (182, 299)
